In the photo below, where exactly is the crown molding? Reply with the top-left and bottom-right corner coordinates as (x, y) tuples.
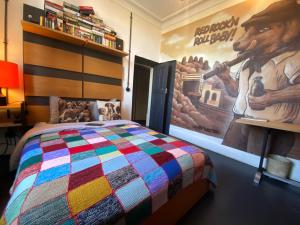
(161, 0), (206, 21)
(162, 0), (245, 33)
(113, 0), (162, 28)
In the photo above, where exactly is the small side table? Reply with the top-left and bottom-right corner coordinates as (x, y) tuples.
(0, 103), (24, 155)
(236, 118), (300, 188)
(0, 122), (23, 154)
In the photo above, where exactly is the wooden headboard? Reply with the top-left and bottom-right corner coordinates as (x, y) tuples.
(22, 22), (127, 125)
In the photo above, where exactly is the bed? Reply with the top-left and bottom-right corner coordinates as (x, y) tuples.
(1, 120), (215, 225)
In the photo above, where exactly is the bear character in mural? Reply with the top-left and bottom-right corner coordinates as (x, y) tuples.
(214, 0), (300, 155)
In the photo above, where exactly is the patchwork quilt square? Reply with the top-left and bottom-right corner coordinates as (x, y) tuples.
(143, 167), (168, 194)
(41, 155), (70, 171)
(66, 140), (89, 148)
(35, 164), (70, 186)
(167, 148), (188, 158)
(180, 145), (200, 154)
(170, 141), (188, 148)
(71, 150), (97, 162)
(98, 151), (123, 163)
(68, 177), (112, 215)
(177, 154), (194, 172)
(42, 143), (67, 153)
(76, 195), (123, 225)
(129, 138), (147, 145)
(82, 132), (101, 139)
(119, 146), (140, 155)
(150, 151), (175, 166)
(150, 139), (167, 146)
(125, 151), (149, 164)
(132, 156), (159, 176)
(115, 177), (150, 212)
(143, 147), (163, 155)
(107, 166), (139, 190)
(44, 148), (69, 161)
(96, 145), (117, 155)
(69, 144), (95, 155)
(102, 156), (129, 175)
(64, 136), (83, 143)
(161, 159), (182, 181)
(86, 137), (106, 144)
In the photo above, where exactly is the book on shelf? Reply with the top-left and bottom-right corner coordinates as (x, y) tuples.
(78, 20), (92, 30)
(45, 0), (63, 10)
(79, 6), (95, 15)
(64, 15), (78, 26)
(77, 17), (95, 27)
(79, 26), (92, 34)
(63, 1), (79, 12)
(63, 7), (80, 16)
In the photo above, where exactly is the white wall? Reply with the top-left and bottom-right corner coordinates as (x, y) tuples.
(0, 0), (161, 120)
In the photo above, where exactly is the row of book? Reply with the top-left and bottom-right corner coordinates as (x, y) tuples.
(42, 0), (121, 49)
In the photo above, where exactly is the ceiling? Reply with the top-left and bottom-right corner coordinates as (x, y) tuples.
(128, 0), (204, 21)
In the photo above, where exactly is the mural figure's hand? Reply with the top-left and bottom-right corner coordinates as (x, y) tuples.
(248, 91), (273, 110)
(213, 61), (230, 81)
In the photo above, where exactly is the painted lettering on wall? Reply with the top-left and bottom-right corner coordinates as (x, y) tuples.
(194, 16), (239, 45)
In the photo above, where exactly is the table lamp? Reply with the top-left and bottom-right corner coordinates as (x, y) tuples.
(0, 60), (19, 106)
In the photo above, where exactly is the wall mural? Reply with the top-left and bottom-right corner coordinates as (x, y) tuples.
(161, 0), (300, 159)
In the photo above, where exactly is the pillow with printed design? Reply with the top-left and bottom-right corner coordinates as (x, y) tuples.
(96, 100), (121, 121)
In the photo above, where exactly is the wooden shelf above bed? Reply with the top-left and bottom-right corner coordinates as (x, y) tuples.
(22, 21), (129, 58)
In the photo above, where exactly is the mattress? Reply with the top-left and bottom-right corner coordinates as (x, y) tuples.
(1, 120), (216, 225)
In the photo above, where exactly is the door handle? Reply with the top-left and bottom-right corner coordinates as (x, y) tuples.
(161, 88), (168, 94)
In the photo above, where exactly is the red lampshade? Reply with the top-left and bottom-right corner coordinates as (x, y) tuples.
(0, 60), (19, 88)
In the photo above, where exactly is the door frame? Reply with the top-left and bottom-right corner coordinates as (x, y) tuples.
(131, 56), (158, 125)
(163, 60), (176, 134)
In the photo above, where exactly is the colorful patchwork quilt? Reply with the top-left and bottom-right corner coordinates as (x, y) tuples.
(1, 122), (216, 225)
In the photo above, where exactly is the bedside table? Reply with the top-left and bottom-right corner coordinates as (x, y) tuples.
(0, 102), (25, 155)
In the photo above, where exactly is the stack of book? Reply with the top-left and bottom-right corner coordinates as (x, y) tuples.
(44, 0), (63, 30)
(63, 1), (80, 36)
(41, 0), (121, 49)
(79, 6), (95, 16)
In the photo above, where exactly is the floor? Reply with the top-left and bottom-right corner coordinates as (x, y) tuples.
(177, 150), (300, 225)
(1, 151), (300, 225)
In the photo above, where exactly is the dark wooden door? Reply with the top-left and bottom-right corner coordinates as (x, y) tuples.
(149, 61), (176, 134)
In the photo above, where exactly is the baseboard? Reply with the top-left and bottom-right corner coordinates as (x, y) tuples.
(170, 125), (300, 182)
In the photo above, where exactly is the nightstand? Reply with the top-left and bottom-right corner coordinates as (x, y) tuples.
(0, 102), (25, 155)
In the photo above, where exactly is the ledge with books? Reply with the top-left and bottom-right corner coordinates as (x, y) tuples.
(22, 20), (128, 57)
